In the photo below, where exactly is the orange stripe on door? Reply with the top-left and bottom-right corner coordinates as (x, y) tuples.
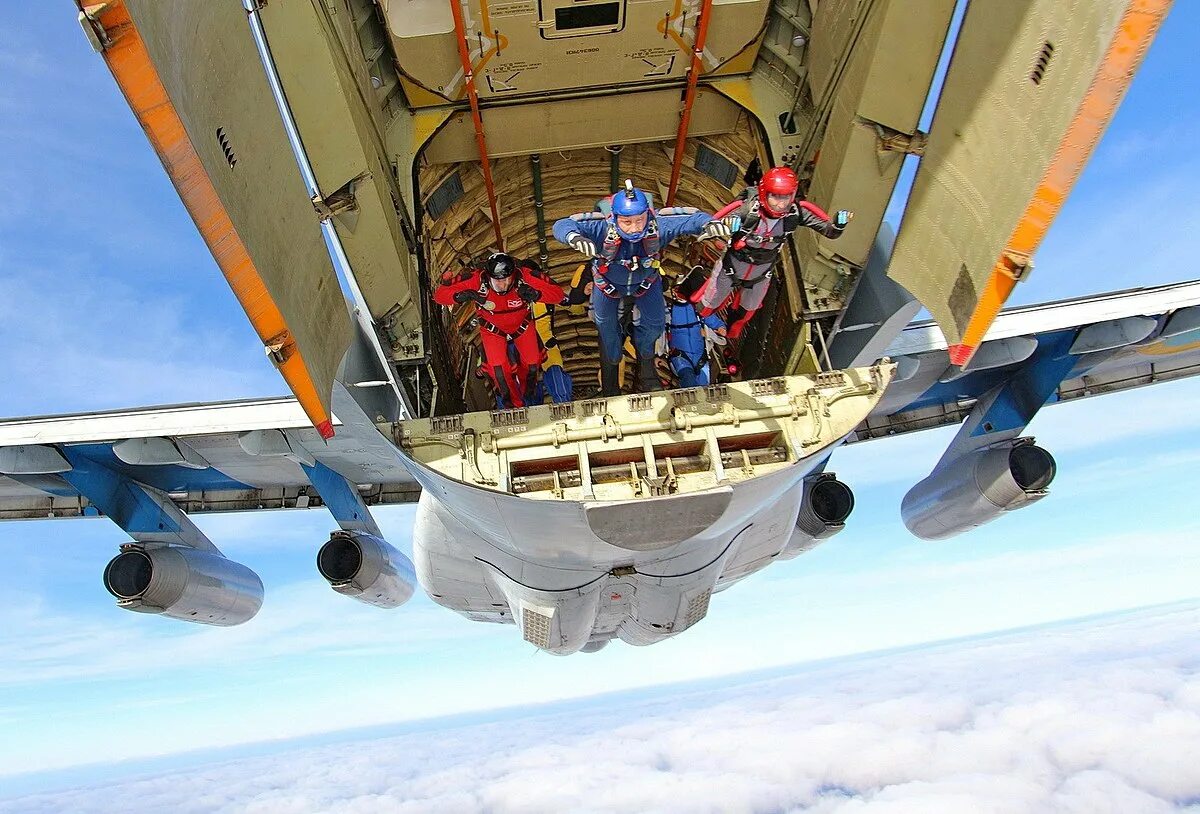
(947, 0), (1172, 367)
(86, 2), (335, 438)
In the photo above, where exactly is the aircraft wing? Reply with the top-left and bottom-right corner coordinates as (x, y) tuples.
(855, 279), (1200, 445)
(847, 278), (1200, 540)
(7, 279), (1196, 523)
(0, 388), (419, 525)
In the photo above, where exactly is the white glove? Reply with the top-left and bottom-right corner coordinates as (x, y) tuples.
(567, 232), (598, 258)
(700, 219), (732, 241)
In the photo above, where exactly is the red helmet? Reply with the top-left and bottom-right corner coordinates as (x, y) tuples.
(758, 167), (799, 217)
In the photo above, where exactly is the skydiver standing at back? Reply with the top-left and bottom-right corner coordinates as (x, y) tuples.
(666, 277), (726, 388)
(553, 180), (730, 395)
(698, 166), (853, 353)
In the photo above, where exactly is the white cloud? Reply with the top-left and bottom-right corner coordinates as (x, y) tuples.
(4, 603), (1198, 813)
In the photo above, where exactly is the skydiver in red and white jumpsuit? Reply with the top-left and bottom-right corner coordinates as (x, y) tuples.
(699, 166), (853, 341)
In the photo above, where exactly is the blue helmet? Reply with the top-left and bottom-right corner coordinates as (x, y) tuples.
(611, 180), (652, 240)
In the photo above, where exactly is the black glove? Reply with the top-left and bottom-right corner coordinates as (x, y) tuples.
(567, 281), (589, 305)
(517, 282), (541, 302)
(567, 232), (598, 258)
(558, 294), (571, 306)
(453, 289), (486, 305)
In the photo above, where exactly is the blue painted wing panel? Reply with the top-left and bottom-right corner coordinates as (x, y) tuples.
(856, 281), (1200, 443)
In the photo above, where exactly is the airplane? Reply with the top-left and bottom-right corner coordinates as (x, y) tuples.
(1, 0), (1184, 654)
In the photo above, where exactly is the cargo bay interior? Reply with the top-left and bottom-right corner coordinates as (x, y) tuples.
(260, 0), (953, 417)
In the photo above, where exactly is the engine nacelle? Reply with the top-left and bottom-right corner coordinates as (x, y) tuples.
(317, 531), (416, 609)
(902, 439), (1056, 541)
(103, 546), (264, 626)
(778, 474), (855, 560)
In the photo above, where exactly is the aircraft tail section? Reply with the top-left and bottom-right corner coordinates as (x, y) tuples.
(80, 1), (354, 437)
(887, 0), (1171, 367)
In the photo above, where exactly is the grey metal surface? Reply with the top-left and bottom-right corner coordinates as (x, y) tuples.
(885, 0), (1129, 346)
(318, 531), (417, 609)
(827, 224), (921, 370)
(104, 545), (265, 627)
(901, 440), (1056, 540)
(125, 0), (354, 419)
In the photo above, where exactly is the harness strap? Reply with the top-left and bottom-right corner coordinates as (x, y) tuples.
(668, 347), (709, 374)
(599, 212), (662, 261)
(593, 262), (660, 299)
(731, 270), (772, 289)
(730, 245), (781, 265)
(732, 198), (799, 255)
(475, 315), (532, 341)
(722, 253), (772, 288)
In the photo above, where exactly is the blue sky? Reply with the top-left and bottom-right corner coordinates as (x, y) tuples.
(1, 2), (1199, 793)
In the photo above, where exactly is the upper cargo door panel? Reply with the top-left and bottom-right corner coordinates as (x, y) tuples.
(87, 1), (354, 436)
(886, 0), (1170, 366)
(379, 0), (769, 105)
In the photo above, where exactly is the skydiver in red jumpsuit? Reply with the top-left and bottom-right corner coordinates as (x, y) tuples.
(434, 253), (567, 408)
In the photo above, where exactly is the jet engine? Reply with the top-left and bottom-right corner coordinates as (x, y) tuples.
(103, 545), (264, 626)
(317, 530), (416, 609)
(902, 438), (1056, 541)
(778, 474), (855, 559)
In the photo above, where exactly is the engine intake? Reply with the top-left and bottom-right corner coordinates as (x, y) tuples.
(779, 474), (855, 559)
(902, 439), (1056, 540)
(103, 546), (264, 626)
(317, 531), (416, 609)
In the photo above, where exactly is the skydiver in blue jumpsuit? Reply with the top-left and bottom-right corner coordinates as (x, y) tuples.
(553, 181), (730, 395)
(666, 285), (726, 388)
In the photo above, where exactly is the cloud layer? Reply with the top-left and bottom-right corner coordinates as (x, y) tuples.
(4, 603), (1198, 813)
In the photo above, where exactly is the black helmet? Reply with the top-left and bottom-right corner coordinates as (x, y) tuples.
(484, 253), (517, 280)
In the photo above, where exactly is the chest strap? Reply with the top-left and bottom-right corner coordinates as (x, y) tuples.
(593, 261), (660, 299)
(473, 315), (532, 341)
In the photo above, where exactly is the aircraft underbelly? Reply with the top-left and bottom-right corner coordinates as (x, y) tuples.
(402, 367), (891, 653)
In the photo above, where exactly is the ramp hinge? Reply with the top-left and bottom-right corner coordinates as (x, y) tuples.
(312, 172), (368, 221)
(264, 330), (295, 366)
(999, 250), (1034, 282)
(864, 119), (928, 156)
(78, 5), (114, 52)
